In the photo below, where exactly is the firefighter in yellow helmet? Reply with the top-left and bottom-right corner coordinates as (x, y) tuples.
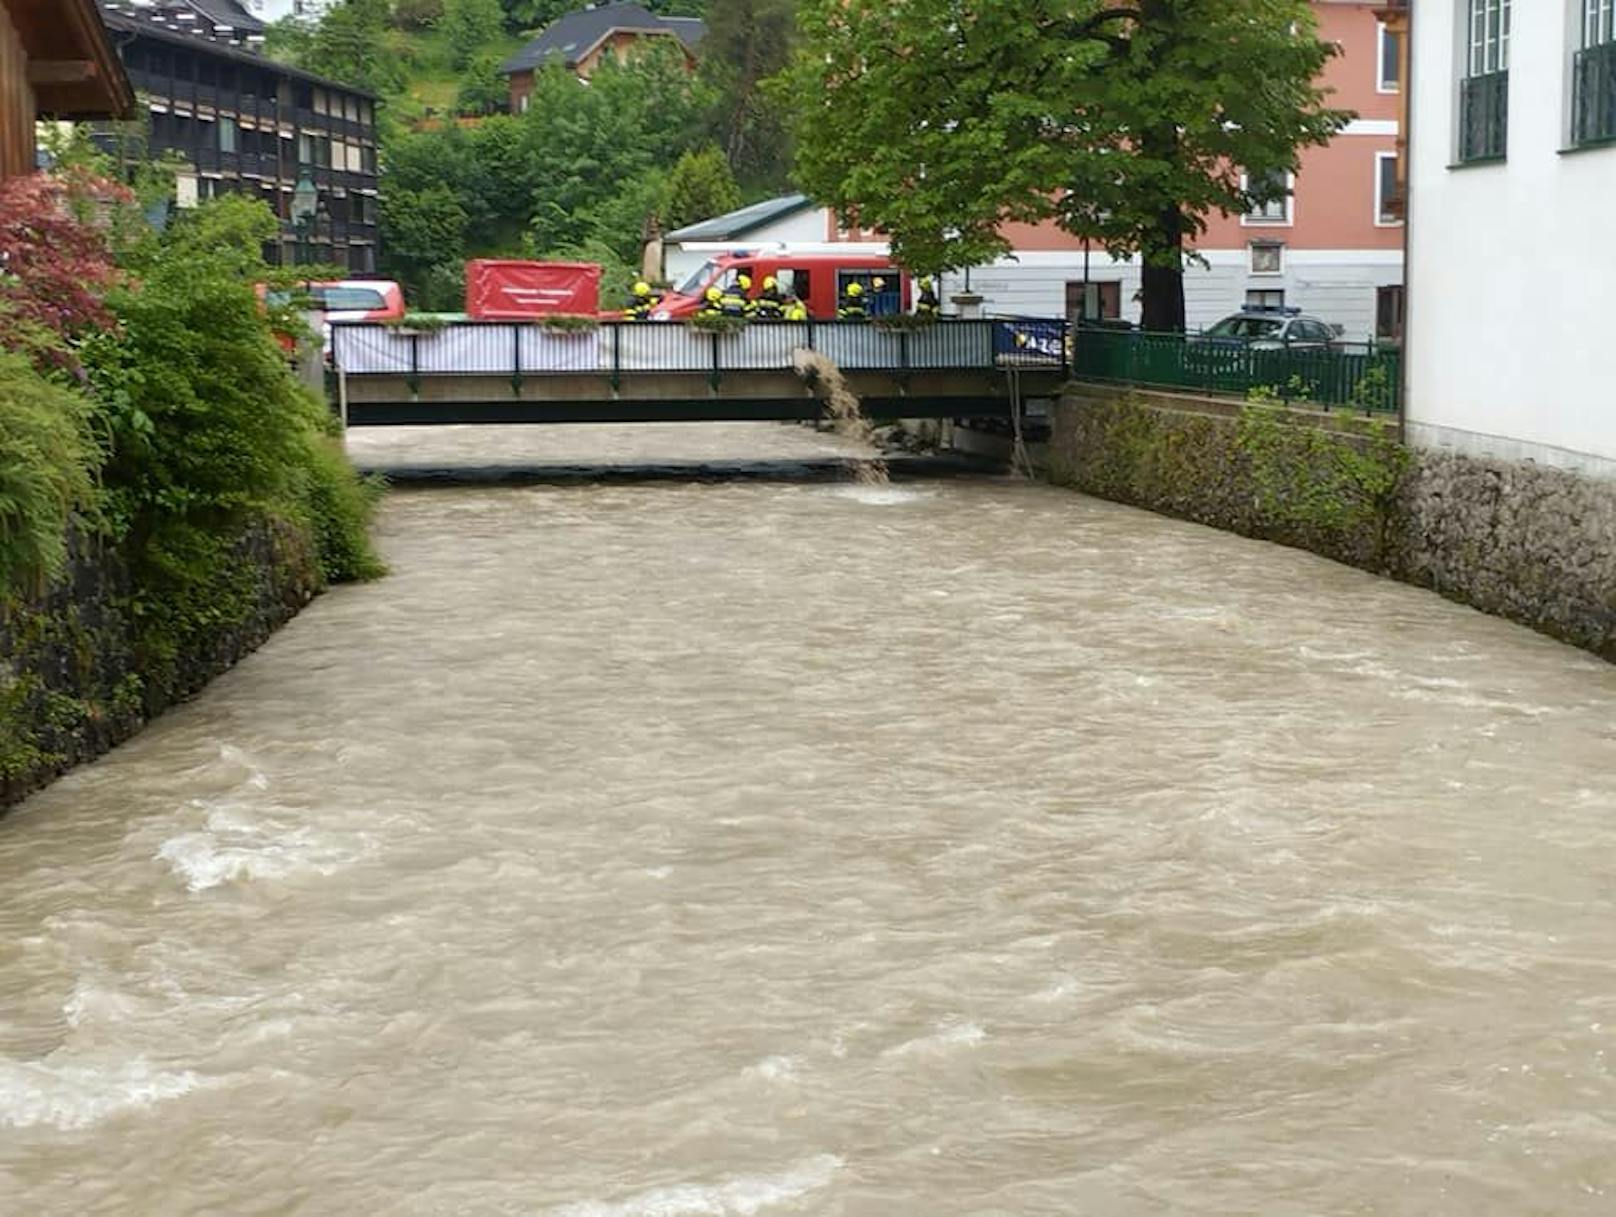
(783, 294), (808, 322)
(915, 275), (941, 319)
(837, 279), (867, 321)
(718, 276), (750, 318)
(623, 279), (659, 322)
(696, 285), (724, 319)
(753, 274), (785, 321)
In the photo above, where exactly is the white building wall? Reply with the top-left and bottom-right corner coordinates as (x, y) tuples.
(1406, 0), (1616, 474)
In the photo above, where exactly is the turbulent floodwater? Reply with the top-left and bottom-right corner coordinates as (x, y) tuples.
(3, 423), (1616, 1216)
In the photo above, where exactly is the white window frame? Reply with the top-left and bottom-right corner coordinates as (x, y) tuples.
(1588, 0), (1616, 46)
(1248, 241), (1285, 276)
(1373, 151), (1403, 227)
(1468, 0), (1511, 76)
(1377, 22), (1401, 93)
(1239, 170), (1294, 227)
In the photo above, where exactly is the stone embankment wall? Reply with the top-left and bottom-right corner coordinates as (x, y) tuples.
(1049, 386), (1616, 662)
(0, 520), (321, 809)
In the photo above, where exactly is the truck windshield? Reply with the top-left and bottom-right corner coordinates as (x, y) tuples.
(264, 286), (387, 311)
(677, 262), (717, 295)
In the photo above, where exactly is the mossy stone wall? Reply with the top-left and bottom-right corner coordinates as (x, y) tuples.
(0, 517), (321, 809)
(1049, 386), (1615, 663)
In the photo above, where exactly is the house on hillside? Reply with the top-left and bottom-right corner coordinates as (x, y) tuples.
(1403, 0), (1616, 474)
(95, 0), (381, 270)
(500, 2), (705, 113)
(0, 0), (132, 178)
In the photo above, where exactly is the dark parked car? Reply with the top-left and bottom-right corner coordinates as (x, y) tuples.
(1197, 307), (1339, 350)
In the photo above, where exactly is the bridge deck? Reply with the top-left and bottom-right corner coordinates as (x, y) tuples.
(331, 319), (1067, 426)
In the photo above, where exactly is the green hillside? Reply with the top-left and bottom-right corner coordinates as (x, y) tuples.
(267, 0), (794, 309)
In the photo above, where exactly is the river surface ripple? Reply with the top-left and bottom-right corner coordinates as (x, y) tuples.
(3, 424), (1615, 1216)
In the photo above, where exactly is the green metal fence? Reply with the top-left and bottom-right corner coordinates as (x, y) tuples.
(1070, 327), (1402, 413)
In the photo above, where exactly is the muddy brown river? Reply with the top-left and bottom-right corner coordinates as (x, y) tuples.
(2, 423), (1615, 1216)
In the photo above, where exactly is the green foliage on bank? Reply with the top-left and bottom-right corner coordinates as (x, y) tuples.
(1, 186), (383, 704)
(1236, 404), (1410, 568)
(0, 352), (100, 594)
(2, 185), (385, 799)
(1052, 393), (1413, 573)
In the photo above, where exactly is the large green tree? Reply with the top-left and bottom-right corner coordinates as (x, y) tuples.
(662, 144), (742, 231)
(788, 0), (1349, 331)
(700, 0), (795, 189)
(441, 0), (506, 70)
(267, 0), (404, 97)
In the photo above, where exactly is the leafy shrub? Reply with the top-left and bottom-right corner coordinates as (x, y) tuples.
(79, 195), (383, 623)
(537, 313), (599, 332)
(0, 171), (129, 366)
(392, 0), (443, 30)
(0, 352), (99, 592)
(294, 436), (388, 584)
(689, 314), (748, 334)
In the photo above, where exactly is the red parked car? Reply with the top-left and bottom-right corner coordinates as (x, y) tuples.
(258, 279), (406, 354)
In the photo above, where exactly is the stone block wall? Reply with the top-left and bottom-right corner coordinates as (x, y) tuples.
(1049, 386), (1616, 663)
(0, 518), (322, 809)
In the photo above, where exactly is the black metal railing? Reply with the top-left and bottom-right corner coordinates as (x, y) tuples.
(1574, 40), (1616, 145)
(330, 319), (1066, 385)
(1459, 70), (1509, 162)
(1071, 328), (1401, 413)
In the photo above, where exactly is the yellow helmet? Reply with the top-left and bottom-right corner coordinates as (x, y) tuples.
(633, 281), (651, 297)
(872, 277), (885, 290)
(919, 276), (933, 290)
(705, 286), (722, 302)
(846, 281), (864, 297)
(737, 274), (752, 290)
(763, 275), (777, 290)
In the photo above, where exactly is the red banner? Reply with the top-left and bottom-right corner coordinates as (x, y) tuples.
(465, 260), (602, 319)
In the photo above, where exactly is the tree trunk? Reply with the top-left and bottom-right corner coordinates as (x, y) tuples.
(1139, 205), (1187, 334)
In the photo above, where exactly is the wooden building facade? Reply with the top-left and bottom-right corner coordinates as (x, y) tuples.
(0, 0), (132, 179)
(98, 9), (380, 269)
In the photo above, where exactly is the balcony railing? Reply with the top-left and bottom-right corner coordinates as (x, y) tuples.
(1574, 40), (1616, 145)
(1459, 70), (1509, 162)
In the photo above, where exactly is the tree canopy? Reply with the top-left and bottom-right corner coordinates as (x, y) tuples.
(788, 0), (1349, 330)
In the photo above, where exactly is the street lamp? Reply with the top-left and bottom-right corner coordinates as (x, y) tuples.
(291, 175), (318, 266)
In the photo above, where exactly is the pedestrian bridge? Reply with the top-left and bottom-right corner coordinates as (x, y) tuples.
(330, 319), (1068, 426)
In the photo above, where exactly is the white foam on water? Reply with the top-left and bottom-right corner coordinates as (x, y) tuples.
(743, 1055), (800, 1083)
(0, 1056), (211, 1131)
(1031, 976), (1081, 1003)
(157, 812), (372, 893)
(548, 1153), (843, 1217)
(884, 1022), (988, 1058)
(62, 979), (151, 1029)
(827, 485), (927, 507)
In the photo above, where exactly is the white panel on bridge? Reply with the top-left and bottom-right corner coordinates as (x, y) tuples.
(615, 326), (720, 371)
(517, 328), (603, 372)
(334, 325), (603, 374)
(334, 320), (1011, 376)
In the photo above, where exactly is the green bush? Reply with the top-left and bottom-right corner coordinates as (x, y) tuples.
(295, 436), (388, 585)
(0, 352), (100, 592)
(76, 196), (383, 676)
